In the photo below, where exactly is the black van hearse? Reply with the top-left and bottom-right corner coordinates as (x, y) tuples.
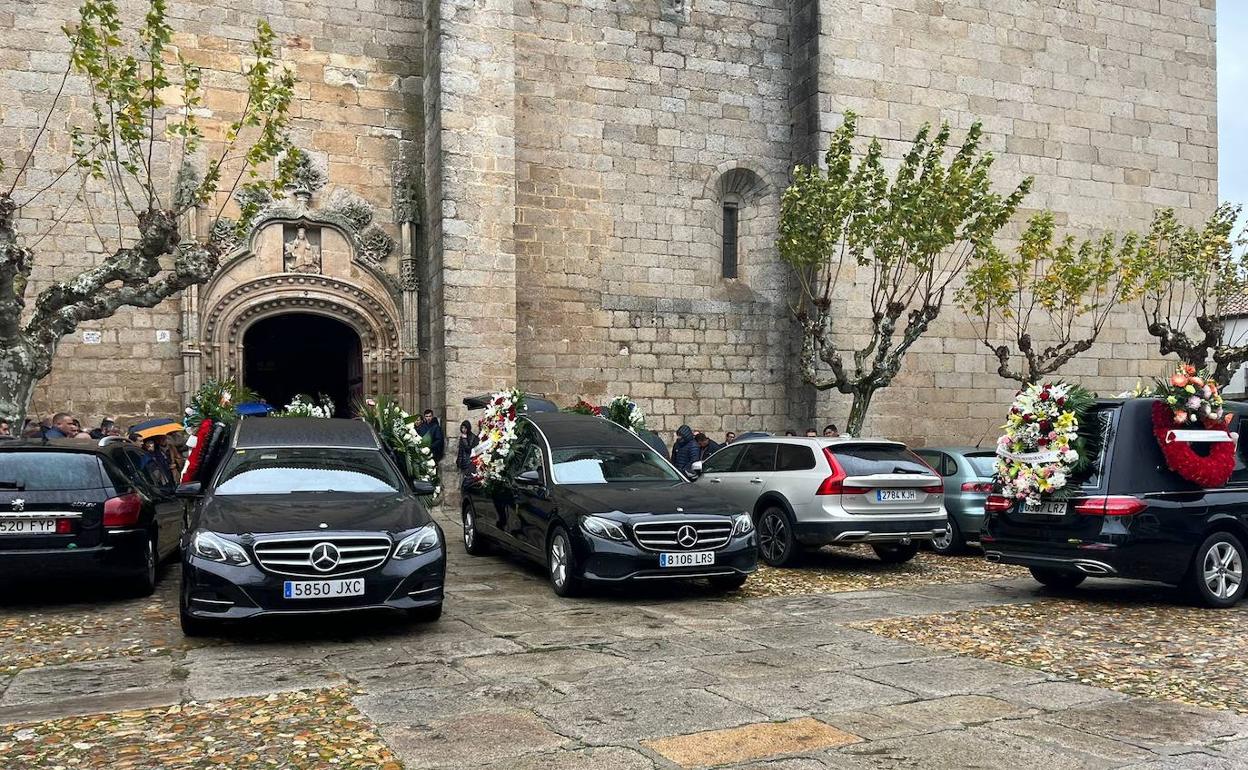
(178, 417), (445, 634)
(460, 412), (757, 596)
(983, 398), (1248, 608)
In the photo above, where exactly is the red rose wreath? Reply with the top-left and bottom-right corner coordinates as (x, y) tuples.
(1150, 365), (1236, 488)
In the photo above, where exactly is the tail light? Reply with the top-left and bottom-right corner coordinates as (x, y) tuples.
(103, 493), (143, 528)
(1074, 496), (1146, 517)
(919, 483), (944, 494)
(961, 482), (994, 493)
(55, 518), (73, 535)
(984, 494), (1013, 513)
(816, 448), (868, 495)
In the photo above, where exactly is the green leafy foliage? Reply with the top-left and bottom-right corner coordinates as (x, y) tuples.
(1128, 203), (1247, 387)
(957, 211), (1141, 385)
(779, 111), (1031, 433)
(185, 379), (259, 428)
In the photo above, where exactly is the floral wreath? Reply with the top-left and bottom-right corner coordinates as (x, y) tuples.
(564, 398), (602, 417)
(995, 381), (1095, 505)
(471, 389), (526, 485)
(357, 396), (441, 498)
(1150, 365), (1236, 488)
(604, 396), (646, 433)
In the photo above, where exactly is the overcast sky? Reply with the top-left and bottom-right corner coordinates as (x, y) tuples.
(1220, 3), (1246, 216)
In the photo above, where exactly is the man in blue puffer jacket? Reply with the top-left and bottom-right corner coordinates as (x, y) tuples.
(671, 424), (700, 476)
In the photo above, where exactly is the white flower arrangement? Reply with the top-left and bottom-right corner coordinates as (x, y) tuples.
(279, 394), (334, 418)
(605, 395), (646, 433)
(357, 396), (441, 499)
(471, 389), (525, 485)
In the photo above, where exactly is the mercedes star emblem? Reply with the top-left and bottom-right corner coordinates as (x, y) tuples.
(676, 525), (699, 549)
(310, 542), (340, 572)
(10, 498), (24, 512)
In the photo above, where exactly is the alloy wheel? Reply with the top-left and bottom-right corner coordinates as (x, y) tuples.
(550, 533), (569, 589)
(758, 512), (786, 564)
(463, 509), (475, 549)
(932, 522), (953, 551)
(1204, 541), (1244, 600)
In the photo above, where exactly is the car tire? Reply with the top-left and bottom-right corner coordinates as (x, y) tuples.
(709, 573), (748, 592)
(128, 535), (158, 598)
(931, 517), (967, 555)
(757, 507), (797, 567)
(872, 542), (920, 564)
(408, 603), (443, 623)
(1185, 531), (1247, 609)
(1029, 566), (1087, 590)
(547, 526), (582, 597)
(462, 503), (490, 556)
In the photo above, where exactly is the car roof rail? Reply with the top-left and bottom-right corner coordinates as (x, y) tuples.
(98, 435), (129, 448)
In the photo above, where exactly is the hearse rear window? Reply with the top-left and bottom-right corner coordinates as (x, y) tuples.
(1069, 406), (1115, 488)
(0, 452), (105, 491)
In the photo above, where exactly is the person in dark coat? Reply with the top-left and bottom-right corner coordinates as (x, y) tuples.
(694, 432), (722, 460)
(417, 409), (446, 462)
(671, 424), (700, 475)
(455, 419), (478, 489)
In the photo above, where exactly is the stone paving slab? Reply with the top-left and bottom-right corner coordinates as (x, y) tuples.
(854, 655), (1049, 698)
(379, 708), (570, 769)
(642, 717), (860, 768)
(0, 657), (176, 708)
(709, 671), (915, 721)
(536, 688), (769, 745)
(825, 694), (1034, 741)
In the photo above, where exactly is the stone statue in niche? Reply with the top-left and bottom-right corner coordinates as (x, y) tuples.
(283, 225), (322, 274)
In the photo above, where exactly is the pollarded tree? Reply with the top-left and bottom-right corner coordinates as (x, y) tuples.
(1133, 203), (1247, 387)
(778, 111), (1032, 434)
(0, 0), (298, 423)
(956, 211), (1141, 386)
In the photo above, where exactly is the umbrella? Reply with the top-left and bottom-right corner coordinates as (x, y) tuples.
(130, 418), (185, 439)
(236, 401), (273, 416)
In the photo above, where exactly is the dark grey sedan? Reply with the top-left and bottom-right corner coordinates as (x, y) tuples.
(914, 447), (997, 554)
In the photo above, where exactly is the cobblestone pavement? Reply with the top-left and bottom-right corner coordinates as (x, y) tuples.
(2, 507), (1247, 769)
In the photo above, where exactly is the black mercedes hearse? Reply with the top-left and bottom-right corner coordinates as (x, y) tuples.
(178, 417), (445, 634)
(984, 398), (1248, 608)
(461, 412), (757, 595)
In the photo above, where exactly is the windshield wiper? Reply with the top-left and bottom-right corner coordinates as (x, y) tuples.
(0, 480), (25, 490)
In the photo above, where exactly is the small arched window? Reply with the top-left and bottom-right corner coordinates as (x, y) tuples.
(722, 202), (739, 279)
(714, 167), (766, 281)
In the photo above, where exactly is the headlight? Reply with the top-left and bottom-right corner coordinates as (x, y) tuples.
(732, 513), (754, 536)
(191, 531), (251, 566)
(581, 515), (627, 541)
(393, 524), (440, 559)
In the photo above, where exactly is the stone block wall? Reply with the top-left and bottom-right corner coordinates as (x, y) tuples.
(511, 0), (800, 436)
(2, 0), (423, 427)
(807, 0), (1217, 445)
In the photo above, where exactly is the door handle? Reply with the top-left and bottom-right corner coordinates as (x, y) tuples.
(709, 478), (721, 483)
(750, 478), (763, 484)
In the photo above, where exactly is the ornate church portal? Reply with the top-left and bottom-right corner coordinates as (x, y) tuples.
(179, 169), (420, 414)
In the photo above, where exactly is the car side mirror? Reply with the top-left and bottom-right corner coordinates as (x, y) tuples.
(411, 479), (436, 496)
(175, 482), (202, 498)
(514, 469), (542, 487)
(689, 461), (703, 477)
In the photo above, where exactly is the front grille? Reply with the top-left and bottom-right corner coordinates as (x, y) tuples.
(632, 519), (733, 552)
(252, 535), (392, 577)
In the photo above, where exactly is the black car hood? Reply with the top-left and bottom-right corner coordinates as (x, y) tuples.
(556, 482), (740, 517)
(197, 493), (430, 535)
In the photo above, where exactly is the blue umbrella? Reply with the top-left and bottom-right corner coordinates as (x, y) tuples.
(236, 401), (273, 416)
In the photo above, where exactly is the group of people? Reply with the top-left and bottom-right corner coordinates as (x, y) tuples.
(670, 422), (841, 474)
(3, 411), (187, 488)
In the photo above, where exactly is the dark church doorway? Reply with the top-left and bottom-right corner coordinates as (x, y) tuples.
(243, 313), (363, 417)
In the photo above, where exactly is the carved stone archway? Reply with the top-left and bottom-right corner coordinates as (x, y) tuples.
(189, 273), (408, 406)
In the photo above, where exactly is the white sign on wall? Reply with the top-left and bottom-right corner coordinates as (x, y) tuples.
(155, 330), (172, 342)
(82, 331), (102, 345)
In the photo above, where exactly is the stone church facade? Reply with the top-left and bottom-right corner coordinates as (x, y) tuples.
(2, 0), (1218, 444)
